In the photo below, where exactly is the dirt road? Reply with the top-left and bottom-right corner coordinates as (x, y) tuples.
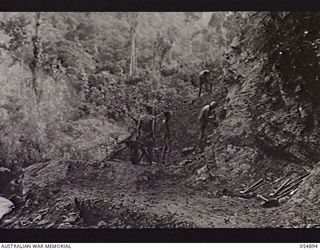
(2, 158), (310, 229)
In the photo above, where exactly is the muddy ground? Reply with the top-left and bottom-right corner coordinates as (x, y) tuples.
(1, 155), (318, 229)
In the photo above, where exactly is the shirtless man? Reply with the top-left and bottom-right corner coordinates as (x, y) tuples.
(198, 101), (218, 149)
(160, 111), (172, 164)
(198, 70), (211, 97)
(137, 105), (162, 165)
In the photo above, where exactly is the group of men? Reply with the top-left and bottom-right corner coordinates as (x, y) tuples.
(135, 105), (172, 165)
(134, 69), (217, 165)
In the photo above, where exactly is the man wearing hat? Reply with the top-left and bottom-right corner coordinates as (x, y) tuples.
(198, 101), (218, 149)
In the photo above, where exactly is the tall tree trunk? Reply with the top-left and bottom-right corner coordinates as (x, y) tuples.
(129, 33), (136, 77)
(135, 45), (138, 74)
(31, 12), (42, 102)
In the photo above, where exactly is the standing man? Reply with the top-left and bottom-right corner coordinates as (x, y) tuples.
(160, 111), (172, 164)
(198, 101), (218, 149)
(198, 70), (211, 97)
(136, 105), (159, 165)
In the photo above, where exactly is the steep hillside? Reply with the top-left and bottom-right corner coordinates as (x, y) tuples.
(1, 12), (320, 228)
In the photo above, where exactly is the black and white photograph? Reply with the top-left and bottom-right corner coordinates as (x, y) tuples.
(0, 11), (319, 231)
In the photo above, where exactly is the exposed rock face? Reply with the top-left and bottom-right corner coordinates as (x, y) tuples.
(208, 50), (320, 191)
(212, 54), (266, 182)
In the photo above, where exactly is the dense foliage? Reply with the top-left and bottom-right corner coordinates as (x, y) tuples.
(0, 12), (239, 168)
(1, 12), (319, 171)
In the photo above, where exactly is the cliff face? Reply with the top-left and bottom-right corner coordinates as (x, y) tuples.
(204, 21), (320, 224)
(211, 47), (319, 180)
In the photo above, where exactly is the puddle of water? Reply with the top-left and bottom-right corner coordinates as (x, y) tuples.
(0, 196), (14, 219)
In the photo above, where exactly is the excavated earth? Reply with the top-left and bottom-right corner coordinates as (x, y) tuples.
(1, 51), (320, 228)
(1, 157), (319, 229)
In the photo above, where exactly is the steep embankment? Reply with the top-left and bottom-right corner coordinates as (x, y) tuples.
(204, 48), (320, 225)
